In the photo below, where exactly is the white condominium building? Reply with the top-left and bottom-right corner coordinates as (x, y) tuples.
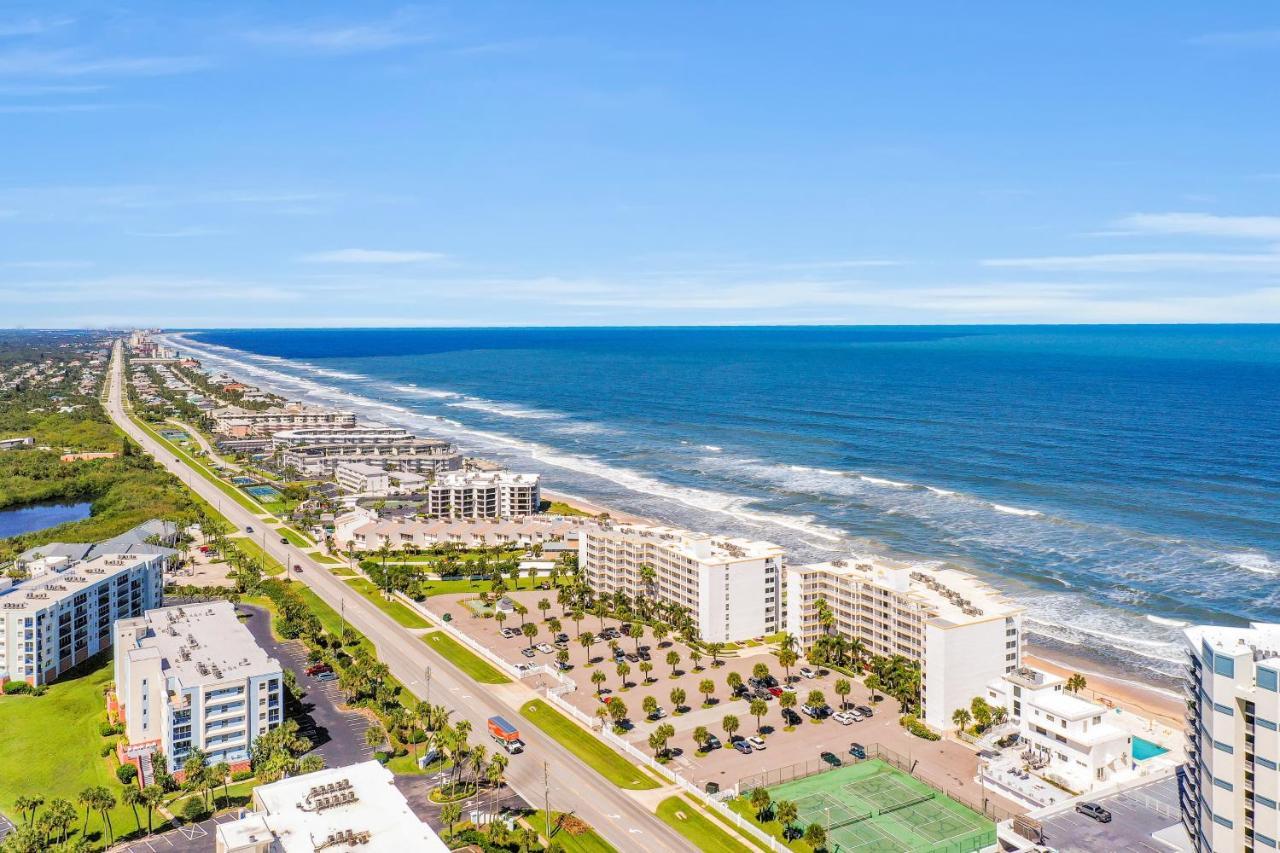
(0, 550), (166, 686)
(1181, 622), (1280, 853)
(335, 462), (428, 496)
(212, 402), (356, 437)
(986, 667), (1131, 793)
(334, 508), (585, 552)
(270, 423), (416, 451)
(281, 437), (460, 477)
(425, 470), (541, 518)
(579, 524), (784, 643)
(215, 761), (447, 853)
(786, 556), (1023, 731)
(114, 601), (283, 777)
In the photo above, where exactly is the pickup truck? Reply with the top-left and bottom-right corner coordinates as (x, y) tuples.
(487, 716), (525, 754)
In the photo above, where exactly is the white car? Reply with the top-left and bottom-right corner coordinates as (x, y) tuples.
(748, 736), (767, 750)
(799, 667), (816, 679)
(536, 643), (554, 654)
(832, 711), (854, 725)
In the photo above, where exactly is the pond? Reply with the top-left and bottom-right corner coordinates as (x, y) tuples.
(0, 501), (93, 539)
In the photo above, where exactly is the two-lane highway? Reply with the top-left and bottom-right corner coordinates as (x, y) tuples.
(107, 342), (692, 853)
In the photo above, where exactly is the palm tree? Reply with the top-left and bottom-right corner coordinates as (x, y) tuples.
(537, 598), (552, 622)
(365, 723), (387, 753)
(212, 761), (231, 808)
(750, 787), (772, 821)
(616, 661), (631, 690)
(13, 795), (42, 827)
(1067, 673), (1087, 694)
(579, 630), (595, 664)
(722, 714), (740, 741)
(727, 671), (743, 696)
(749, 698), (768, 732)
(639, 660), (654, 683)
(642, 695), (659, 718)
(707, 642), (725, 667)
(652, 622), (669, 646)
(952, 707), (973, 731)
(865, 673), (882, 703)
(591, 669), (607, 696)
(775, 800), (799, 840)
(693, 725), (710, 752)
(778, 647), (798, 683)
(834, 678), (851, 710)
(522, 621), (538, 648)
(122, 786), (144, 834)
(690, 650), (703, 671)
(513, 602), (528, 626)
(670, 687), (687, 713)
(699, 678), (715, 707)
(779, 691), (797, 724)
(440, 802), (462, 837)
(571, 608), (584, 636)
(95, 788), (117, 844)
(804, 822), (828, 852)
(140, 786), (163, 836)
(752, 662), (770, 684)
(666, 650), (681, 677)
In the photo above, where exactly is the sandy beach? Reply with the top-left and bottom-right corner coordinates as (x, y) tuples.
(1024, 649), (1184, 727)
(540, 488), (656, 525)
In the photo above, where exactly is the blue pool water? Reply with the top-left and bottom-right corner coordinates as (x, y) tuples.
(1132, 737), (1169, 761)
(166, 325), (1280, 688)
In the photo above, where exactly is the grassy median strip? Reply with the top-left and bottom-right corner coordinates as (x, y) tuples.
(275, 525), (311, 548)
(423, 632), (512, 684)
(132, 416), (263, 514)
(657, 796), (754, 853)
(526, 811), (618, 853)
(518, 700), (657, 791)
(345, 577), (432, 629)
(230, 535), (286, 576)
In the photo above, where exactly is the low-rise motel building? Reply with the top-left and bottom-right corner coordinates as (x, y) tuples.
(1181, 622), (1280, 853)
(0, 550), (166, 686)
(786, 555), (1024, 731)
(215, 760), (447, 853)
(113, 600), (284, 779)
(578, 522), (784, 644)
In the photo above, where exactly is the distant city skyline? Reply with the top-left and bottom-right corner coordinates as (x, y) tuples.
(1, 2), (1278, 327)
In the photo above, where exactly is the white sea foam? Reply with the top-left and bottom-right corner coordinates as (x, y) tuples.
(989, 502), (1043, 517)
(702, 445), (722, 452)
(860, 475), (913, 489)
(447, 399), (563, 419)
(1219, 551), (1280, 575)
(1146, 614), (1189, 628)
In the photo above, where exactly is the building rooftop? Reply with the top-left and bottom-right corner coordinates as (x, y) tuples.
(794, 555), (1023, 624)
(433, 469), (541, 487)
(589, 523), (783, 564)
(1035, 689), (1107, 720)
(336, 461), (391, 476)
(14, 519), (177, 567)
(129, 600), (280, 688)
(216, 761), (447, 853)
(0, 550), (163, 612)
(1185, 622), (1280, 666)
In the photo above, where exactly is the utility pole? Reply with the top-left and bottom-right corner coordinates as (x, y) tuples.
(543, 761), (551, 843)
(339, 598), (346, 641)
(425, 665), (432, 705)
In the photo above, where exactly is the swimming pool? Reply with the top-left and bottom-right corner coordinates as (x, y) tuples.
(1132, 736), (1169, 761)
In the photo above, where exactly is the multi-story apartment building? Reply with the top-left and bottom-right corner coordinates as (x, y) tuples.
(1181, 622), (1280, 853)
(212, 402), (356, 437)
(281, 437), (460, 477)
(215, 761), (447, 853)
(335, 461), (428, 496)
(425, 470), (541, 518)
(270, 424), (415, 451)
(334, 508), (585, 552)
(0, 550), (166, 686)
(786, 556), (1023, 731)
(114, 601), (284, 777)
(579, 523), (784, 643)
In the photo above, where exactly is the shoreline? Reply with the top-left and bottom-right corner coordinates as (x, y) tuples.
(540, 488), (656, 525)
(1024, 648), (1184, 727)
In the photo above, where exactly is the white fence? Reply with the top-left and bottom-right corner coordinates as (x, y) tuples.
(399, 590), (783, 851)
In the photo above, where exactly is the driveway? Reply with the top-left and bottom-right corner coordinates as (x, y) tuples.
(1037, 777), (1183, 852)
(395, 774), (531, 831)
(114, 812), (242, 853)
(238, 605), (376, 768)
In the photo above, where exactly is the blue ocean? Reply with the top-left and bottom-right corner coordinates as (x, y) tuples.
(168, 326), (1280, 688)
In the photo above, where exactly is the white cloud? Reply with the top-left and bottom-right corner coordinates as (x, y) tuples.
(981, 252), (1280, 272)
(300, 249), (447, 264)
(1115, 212), (1280, 241)
(0, 49), (207, 78)
(244, 14), (432, 54)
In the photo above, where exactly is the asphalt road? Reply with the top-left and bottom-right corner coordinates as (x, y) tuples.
(108, 342), (691, 853)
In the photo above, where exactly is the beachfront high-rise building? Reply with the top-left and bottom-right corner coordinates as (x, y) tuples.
(425, 469), (541, 518)
(0, 550), (167, 686)
(785, 556), (1023, 732)
(1180, 622), (1280, 853)
(279, 436), (460, 477)
(211, 402), (357, 437)
(578, 523), (784, 643)
(113, 601), (284, 778)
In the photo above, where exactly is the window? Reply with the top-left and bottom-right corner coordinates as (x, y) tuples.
(1261, 668), (1279, 692)
(1213, 777), (1233, 792)
(1260, 718), (1278, 732)
(1212, 813), (1233, 829)
(1257, 795), (1277, 810)
(1259, 756), (1277, 771)
(1214, 702), (1235, 716)
(1214, 740), (1234, 755)
(1214, 655), (1236, 679)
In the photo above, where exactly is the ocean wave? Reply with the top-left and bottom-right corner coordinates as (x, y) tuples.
(702, 445), (722, 452)
(1218, 551), (1280, 575)
(990, 502), (1043, 517)
(860, 475), (913, 489)
(1146, 614), (1189, 628)
(388, 383), (460, 399)
(447, 399), (564, 420)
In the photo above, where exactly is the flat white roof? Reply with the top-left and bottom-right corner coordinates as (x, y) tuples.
(217, 761), (447, 852)
(0, 551), (161, 612)
(587, 523), (783, 564)
(433, 469), (541, 487)
(135, 600), (281, 688)
(1185, 622), (1280, 664)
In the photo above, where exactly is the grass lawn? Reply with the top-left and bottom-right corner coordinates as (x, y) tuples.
(704, 804), (772, 853)
(0, 655), (159, 849)
(517, 700), (656, 791)
(330, 567), (357, 577)
(229, 535), (286, 576)
(657, 797), (754, 853)
(275, 526), (311, 548)
(526, 811), (617, 853)
(422, 632), (511, 684)
(132, 417), (264, 514)
(345, 577), (431, 629)
(543, 500), (596, 518)
(420, 577), (489, 597)
(166, 778), (257, 822)
(311, 553), (342, 565)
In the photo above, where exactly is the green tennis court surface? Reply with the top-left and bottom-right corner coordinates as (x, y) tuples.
(766, 759), (994, 852)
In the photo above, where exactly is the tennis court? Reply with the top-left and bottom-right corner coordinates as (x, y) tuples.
(764, 759), (994, 852)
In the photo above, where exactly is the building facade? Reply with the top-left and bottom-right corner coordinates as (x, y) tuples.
(785, 556), (1023, 731)
(335, 462), (427, 496)
(579, 523), (784, 643)
(1181, 622), (1280, 853)
(114, 601), (284, 776)
(281, 438), (460, 477)
(425, 470), (541, 518)
(270, 424), (417, 451)
(0, 550), (166, 686)
(212, 403), (357, 436)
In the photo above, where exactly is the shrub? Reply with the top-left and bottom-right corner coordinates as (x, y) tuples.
(181, 797), (209, 822)
(100, 742), (116, 757)
(231, 769), (255, 782)
(116, 764), (138, 784)
(900, 714), (940, 741)
(100, 721), (123, 737)
(31, 685), (47, 696)
(3, 681), (33, 695)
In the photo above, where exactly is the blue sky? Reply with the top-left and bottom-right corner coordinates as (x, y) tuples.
(2, 2), (1278, 327)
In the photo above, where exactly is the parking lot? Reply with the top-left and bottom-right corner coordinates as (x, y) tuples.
(1037, 776), (1183, 852)
(115, 812), (244, 853)
(425, 589), (1015, 813)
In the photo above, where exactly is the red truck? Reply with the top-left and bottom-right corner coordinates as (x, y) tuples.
(487, 716), (524, 754)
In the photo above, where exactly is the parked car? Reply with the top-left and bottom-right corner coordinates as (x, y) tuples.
(754, 688), (774, 701)
(768, 686), (783, 697)
(536, 643), (554, 654)
(280, 536), (289, 545)
(704, 735), (722, 751)
(781, 708), (802, 725)
(849, 742), (866, 760)
(315, 671), (337, 682)
(293, 564), (303, 573)
(245, 526), (254, 533)
(556, 661), (572, 671)
(705, 782), (720, 795)
(304, 663), (332, 676)
(845, 709), (865, 721)
(1076, 802), (1112, 823)
(625, 653), (639, 663)
(856, 704), (874, 717)
(555, 633), (570, 643)
(501, 627), (517, 638)
(801, 704), (819, 718)
(747, 736), (767, 750)
(649, 706), (667, 720)
(799, 666), (816, 679)
(832, 711), (855, 725)
(521, 648), (536, 658)
(820, 751), (842, 767)
(733, 740), (753, 755)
